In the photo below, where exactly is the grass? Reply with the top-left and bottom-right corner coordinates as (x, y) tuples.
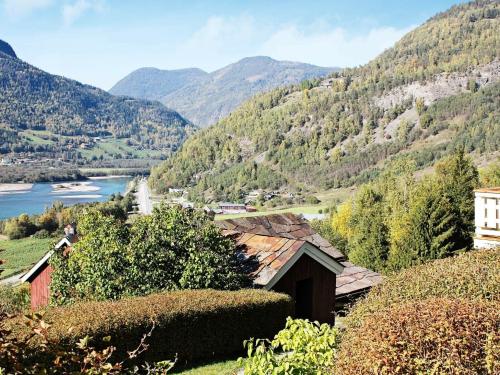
(173, 358), (241, 375)
(0, 237), (54, 279)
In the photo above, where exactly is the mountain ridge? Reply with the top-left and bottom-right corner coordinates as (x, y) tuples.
(110, 56), (338, 127)
(0, 40), (195, 163)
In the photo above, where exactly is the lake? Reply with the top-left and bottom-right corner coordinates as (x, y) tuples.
(0, 177), (132, 220)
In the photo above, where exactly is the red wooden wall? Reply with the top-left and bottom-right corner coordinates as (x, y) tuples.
(30, 264), (53, 309)
(271, 254), (336, 324)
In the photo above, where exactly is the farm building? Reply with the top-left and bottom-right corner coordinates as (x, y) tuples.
(216, 213), (382, 324)
(21, 225), (77, 309)
(474, 187), (500, 249)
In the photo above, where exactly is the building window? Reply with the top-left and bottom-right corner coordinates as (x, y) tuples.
(485, 208), (488, 217)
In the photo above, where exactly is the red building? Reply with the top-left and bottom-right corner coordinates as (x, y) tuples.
(21, 227), (76, 309)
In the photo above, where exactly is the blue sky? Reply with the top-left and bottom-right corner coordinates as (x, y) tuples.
(0, 0), (466, 90)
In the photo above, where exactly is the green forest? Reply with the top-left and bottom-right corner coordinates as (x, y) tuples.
(150, 0), (499, 202)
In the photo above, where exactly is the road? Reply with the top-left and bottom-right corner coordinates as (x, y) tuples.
(136, 178), (153, 215)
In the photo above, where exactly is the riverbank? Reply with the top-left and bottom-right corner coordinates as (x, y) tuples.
(0, 183), (33, 193)
(0, 177), (132, 220)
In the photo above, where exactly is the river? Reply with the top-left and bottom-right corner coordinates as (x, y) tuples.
(0, 177), (132, 220)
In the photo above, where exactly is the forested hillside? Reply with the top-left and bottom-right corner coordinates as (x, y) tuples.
(150, 0), (500, 202)
(0, 41), (195, 161)
(111, 56), (337, 127)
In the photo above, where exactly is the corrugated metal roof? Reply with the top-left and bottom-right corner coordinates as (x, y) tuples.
(217, 213), (383, 296)
(216, 212), (345, 259)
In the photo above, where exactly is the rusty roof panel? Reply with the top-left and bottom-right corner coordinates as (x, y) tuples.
(216, 213), (382, 297)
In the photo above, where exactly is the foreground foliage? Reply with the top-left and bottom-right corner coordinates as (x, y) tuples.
(0, 312), (174, 374)
(336, 298), (499, 374)
(9, 289), (292, 364)
(50, 205), (249, 304)
(345, 248), (499, 327)
(241, 318), (339, 375)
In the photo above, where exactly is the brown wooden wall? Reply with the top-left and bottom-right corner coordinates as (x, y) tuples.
(30, 264), (53, 309)
(271, 254), (336, 324)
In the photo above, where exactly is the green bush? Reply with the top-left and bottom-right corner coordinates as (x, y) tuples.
(345, 249), (499, 327)
(50, 205), (249, 305)
(0, 284), (30, 316)
(336, 298), (499, 374)
(241, 317), (339, 375)
(12, 289), (293, 364)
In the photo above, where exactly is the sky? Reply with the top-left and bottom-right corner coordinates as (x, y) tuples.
(0, 0), (467, 90)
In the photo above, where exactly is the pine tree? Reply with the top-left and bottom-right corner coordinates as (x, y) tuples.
(435, 148), (479, 251)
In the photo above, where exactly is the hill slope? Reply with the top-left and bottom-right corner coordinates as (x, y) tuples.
(110, 56), (337, 127)
(0, 41), (195, 163)
(109, 67), (208, 101)
(150, 0), (500, 202)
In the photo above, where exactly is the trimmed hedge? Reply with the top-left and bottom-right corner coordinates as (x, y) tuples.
(345, 249), (500, 327)
(336, 298), (500, 374)
(13, 289), (293, 364)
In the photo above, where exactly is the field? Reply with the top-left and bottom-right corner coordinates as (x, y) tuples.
(0, 237), (54, 279)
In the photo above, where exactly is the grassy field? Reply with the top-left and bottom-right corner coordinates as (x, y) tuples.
(174, 358), (241, 375)
(0, 237), (54, 279)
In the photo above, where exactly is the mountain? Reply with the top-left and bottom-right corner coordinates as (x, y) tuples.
(150, 0), (500, 202)
(110, 56), (338, 127)
(0, 40), (16, 58)
(109, 67), (208, 101)
(0, 40), (195, 163)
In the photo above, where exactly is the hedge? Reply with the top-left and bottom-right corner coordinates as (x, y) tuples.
(336, 298), (500, 374)
(345, 248), (500, 327)
(12, 289), (293, 365)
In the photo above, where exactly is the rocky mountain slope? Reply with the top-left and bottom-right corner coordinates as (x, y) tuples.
(0, 41), (195, 162)
(150, 0), (500, 202)
(110, 56), (337, 127)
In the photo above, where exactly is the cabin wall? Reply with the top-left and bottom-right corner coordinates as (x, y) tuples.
(30, 264), (53, 309)
(271, 254), (336, 324)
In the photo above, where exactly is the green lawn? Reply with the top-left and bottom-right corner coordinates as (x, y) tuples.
(0, 237), (54, 279)
(173, 358), (241, 375)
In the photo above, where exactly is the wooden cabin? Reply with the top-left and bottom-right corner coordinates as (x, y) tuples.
(21, 226), (77, 309)
(216, 213), (382, 324)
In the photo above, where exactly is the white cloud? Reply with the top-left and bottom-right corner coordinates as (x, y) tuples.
(62, 0), (104, 26)
(259, 23), (414, 68)
(3, 0), (53, 17)
(181, 15), (414, 71)
(179, 15), (259, 71)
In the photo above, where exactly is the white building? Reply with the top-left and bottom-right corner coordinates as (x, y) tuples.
(474, 187), (500, 249)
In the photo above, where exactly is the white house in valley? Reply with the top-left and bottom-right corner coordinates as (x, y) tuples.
(474, 187), (500, 249)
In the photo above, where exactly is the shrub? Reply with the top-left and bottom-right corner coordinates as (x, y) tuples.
(336, 298), (499, 374)
(11, 289), (293, 364)
(32, 229), (51, 239)
(1, 312), (174, 374)
(345, 249), (499, 327)
(51, 205), (249, 305)
(241, 318), (339, 375)
(0, 284), (30, 316)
